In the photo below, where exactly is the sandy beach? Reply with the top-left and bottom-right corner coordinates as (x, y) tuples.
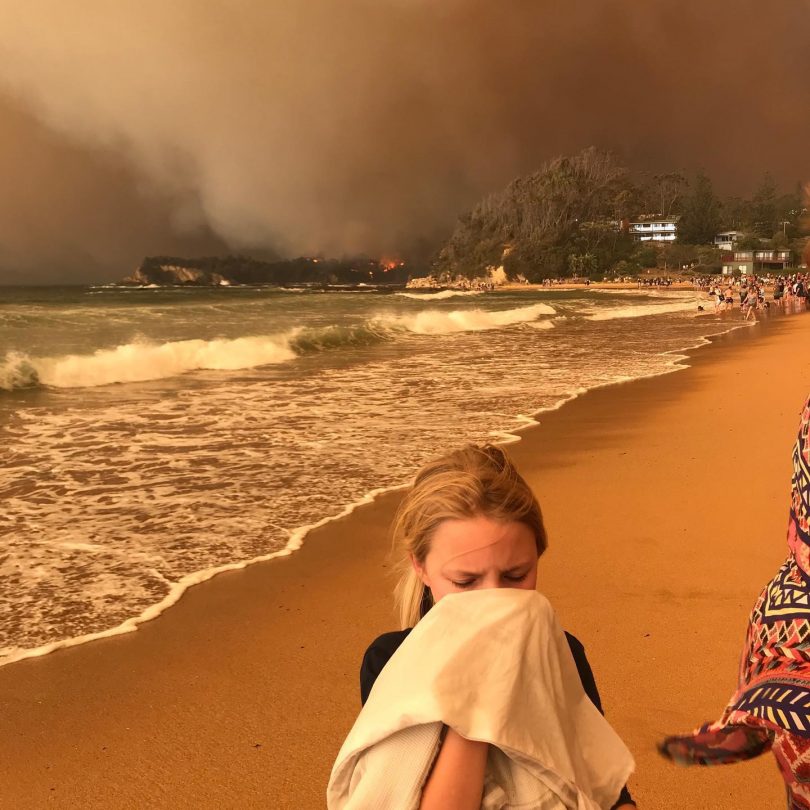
(2, 311), (810, 809)
(499, 281), (701, 292)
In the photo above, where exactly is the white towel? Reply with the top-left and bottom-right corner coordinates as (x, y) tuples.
(327, 589), (634, 810)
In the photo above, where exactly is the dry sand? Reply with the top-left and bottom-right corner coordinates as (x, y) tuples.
(1, 312), (809, 809)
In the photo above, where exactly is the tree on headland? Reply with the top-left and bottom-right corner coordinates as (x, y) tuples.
(736, 233), (762, 250)
(678, 172), (723, 245)
(567, 252), (598, 276)
(750, 172), (778, 237)
(651, 172), (688, 218)
(774, 181), (805, 239)
(722, 195), (751, 231)
(720, 180), (802, 241)
(657, 242), (698, 271)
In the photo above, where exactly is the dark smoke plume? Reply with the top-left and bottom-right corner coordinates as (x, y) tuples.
(0, 0), (807, 282)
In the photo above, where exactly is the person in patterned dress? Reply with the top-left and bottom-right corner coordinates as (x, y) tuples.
(659, 394), (810, 809)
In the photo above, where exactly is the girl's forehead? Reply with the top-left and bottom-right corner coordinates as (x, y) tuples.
(429, 517), (535, 562)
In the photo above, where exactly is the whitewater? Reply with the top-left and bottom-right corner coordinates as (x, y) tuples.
(1, 283), (738, 666)
(0, 302), (556, 390)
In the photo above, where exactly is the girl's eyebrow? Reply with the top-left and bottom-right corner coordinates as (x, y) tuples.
(444, 564), (531, 578)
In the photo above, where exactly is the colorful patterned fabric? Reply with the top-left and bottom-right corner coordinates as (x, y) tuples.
(659, 395), (810, 807)
(773, 733), (810, 810)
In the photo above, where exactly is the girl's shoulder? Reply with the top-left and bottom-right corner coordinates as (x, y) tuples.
(360, 629), (412, 704)
(363, 628), (411, 661)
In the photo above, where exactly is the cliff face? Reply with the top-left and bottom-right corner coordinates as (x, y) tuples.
(122, 265), (231, 286)
(119, 255), (413, 286)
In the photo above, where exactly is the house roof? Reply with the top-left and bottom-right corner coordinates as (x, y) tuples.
(629, 215), (681, 224)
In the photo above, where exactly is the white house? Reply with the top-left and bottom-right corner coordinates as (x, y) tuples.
(713, 231), (742, 251)
(628, 216), (679, 242)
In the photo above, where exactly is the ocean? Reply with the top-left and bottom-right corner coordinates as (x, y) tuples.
(0, 283), (741, 666)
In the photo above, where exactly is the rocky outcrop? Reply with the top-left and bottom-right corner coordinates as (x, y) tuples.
(121, 262), (234, 286)
(119, 255), (414, 286)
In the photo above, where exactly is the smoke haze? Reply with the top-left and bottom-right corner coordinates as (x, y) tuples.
(0, 0), (808, 282)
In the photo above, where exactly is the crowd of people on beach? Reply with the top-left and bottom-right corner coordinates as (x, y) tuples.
(636, 276), (675, 287)
(405, 275), (499, 291)
(454, 279), (498, 291)
(540, 277), (591, 286)
(704, 274), (809, 320)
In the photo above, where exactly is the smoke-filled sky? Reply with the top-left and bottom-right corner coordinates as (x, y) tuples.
(0, 0), (808, 283)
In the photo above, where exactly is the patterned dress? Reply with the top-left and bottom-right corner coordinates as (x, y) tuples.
(660, 396), (810, 810)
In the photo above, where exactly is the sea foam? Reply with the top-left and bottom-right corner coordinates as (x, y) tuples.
(396, 290), (484, 301)
(0, 334), (297, 390)
(585, 300), (702, 321)
(378, 303), (556, 335)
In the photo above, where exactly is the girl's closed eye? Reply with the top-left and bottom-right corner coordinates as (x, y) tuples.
(451, 571), (529, 588)
(452, 579), (477, 589)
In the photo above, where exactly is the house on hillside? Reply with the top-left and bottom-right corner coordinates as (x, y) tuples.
(627, 215), (679, 243)
(721, 249), (793, 275)
(713, 231), (742, 251)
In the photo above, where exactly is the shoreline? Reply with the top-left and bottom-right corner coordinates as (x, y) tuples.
(499, 281), (700, 291)
(0, 308), (751, 670)
(1, 310), (809, 808)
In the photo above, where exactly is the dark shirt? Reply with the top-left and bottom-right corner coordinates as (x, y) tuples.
(360, 628), (635, 809)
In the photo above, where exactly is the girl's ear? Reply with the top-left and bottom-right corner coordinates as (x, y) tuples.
(409, 552), (427, 585)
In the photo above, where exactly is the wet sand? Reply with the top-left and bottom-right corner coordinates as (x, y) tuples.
(1, 311), (809, 809)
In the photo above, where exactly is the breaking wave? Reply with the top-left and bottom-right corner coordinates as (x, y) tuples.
(0, 303), (556, 390)
(396, 290), (484, 300)
(585, 300), (702, 321)
(0, 336), (298, 390)
(375, 303), (556, 334)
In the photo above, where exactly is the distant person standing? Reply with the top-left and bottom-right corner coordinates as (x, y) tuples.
(743, 287), (758, 321)
(785, 279), (795, 307)
(794, 279), (806, 311)
(774, 281), (785, 308)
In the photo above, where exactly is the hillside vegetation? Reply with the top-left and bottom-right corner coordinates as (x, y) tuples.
(435, 147), (807, 280)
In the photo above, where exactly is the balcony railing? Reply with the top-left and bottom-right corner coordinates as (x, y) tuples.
(733, 251), (792, 262)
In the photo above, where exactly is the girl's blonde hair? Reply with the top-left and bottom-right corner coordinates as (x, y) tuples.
(392, 443), (546, 629)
